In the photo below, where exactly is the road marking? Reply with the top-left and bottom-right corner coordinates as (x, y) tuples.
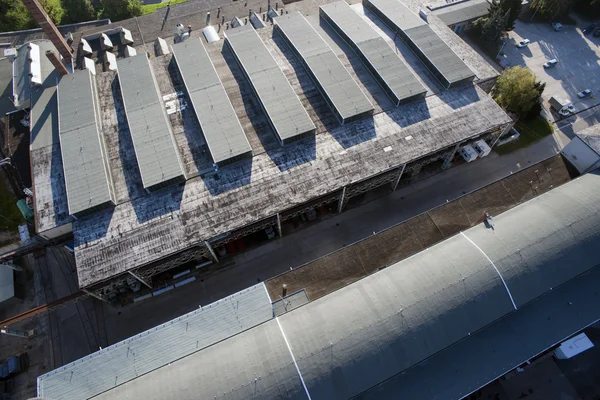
(460, 232), (517, 310)
(276, 316), (312, 400)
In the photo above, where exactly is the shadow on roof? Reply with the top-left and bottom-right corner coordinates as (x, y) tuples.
(267, 134), (317, 171)
(385, 96), (430, 127)
(202, 157), (253, 196)
(329, 115), (376, 148)
(440, 81), (480, 110)
(132, 182), (185, 224)
(74, 205), (114, 243)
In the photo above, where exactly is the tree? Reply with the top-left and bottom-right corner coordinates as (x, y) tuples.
(100, 0), (143, 21)
(62, 0), (96, 24)
(529, 0), (574, 18)
(0, 0), (63, 32)
(474, 2), (509, 46)
(492, 66), (546, 118)
(499, 0), (522, 30)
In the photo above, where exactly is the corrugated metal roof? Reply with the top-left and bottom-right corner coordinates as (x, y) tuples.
(116, 54), (184, 189)
(50, 171), (600, 400)
(320, 1), (426, 105)
(224, 25), (315, 144)
(365, 0), (475, 87)
(275, 11), (374, 123)
(57, 70), (115, 216)
(37, 283), (274, 400)
(171, 39), (252, 166)
(432, 0), (490, 26)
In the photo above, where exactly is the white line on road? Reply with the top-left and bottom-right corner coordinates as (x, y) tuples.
(460, 232), (517, 310)
(276, 316), (312, 400)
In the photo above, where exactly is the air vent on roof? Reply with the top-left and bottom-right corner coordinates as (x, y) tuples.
(80, 38), (92, 56)
(124, 45), (137, 57)
(121, 28), (134, 45)
(231, 17), (245, 27)
(100, 33), (113, 50)
(83, 57), (96, 75)
(105, 51), (117, 71)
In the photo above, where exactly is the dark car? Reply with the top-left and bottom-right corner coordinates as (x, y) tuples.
(584, 23), (596, 34)
(594, 29), (600, 37)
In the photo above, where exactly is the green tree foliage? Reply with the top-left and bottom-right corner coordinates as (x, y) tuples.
(62, 0), (96, 24)
(493, 66), (546, 118)
(100, 0), (143, 21)
(530, 0), (574, 19)
(474, 1), (509, 46)
(499, 0), (522, 30)
(0, 0), (63, 32)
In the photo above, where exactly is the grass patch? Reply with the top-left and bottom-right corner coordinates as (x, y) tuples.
(141, 0), (189, 15)
(494, 116), (554, 155)
(0, 178), (22, 232)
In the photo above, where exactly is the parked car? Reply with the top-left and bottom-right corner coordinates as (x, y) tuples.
(594, 29), (600, 37)
(577, 89), (592, 97)
(583, 23), (597, 34)
(516, 39), (530, 48)
(0, 354), (28, 380)
(552, 22), (563, 31)
(543, 59), (558, 68)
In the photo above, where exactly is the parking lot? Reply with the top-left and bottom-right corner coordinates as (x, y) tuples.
(502, 18), (600, 119)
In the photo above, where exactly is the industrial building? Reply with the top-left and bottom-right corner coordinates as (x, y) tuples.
(1, 0), (513, 301)
(561, 124), (600, 174)
(36, 171), (600, 399)
(429, 0), (491, 33)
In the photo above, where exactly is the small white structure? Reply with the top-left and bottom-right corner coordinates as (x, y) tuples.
(80, 38), (93, 55)
(561, 124), (600, 174)
(231, 17), (245, 28)
(83, 57), (96, 75)
(120, 28), (134, 45)
(473, 140), (491, 157)
(458, 144), (478, 163)
(105, 51), (117, 71)
(250, 12), (266, 29)
(100, 33), (113, 50)
(155, 37), (170, 56)
(202, 26), (220, 43)
(554, 333), (594, 359)
(124, 45), (137, 57)
(27, 43), (42, 86)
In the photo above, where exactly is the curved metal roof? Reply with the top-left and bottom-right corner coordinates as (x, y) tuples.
(42, 172), (600, 400)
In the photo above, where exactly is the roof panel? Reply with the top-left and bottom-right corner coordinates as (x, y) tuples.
(224, 25), (315, 143)
(320, 1), (426, 104)
(274, 11), (374, 122)
(432, 0), (490, 27)
(57, 70), (114, 216)
(37, 283), (275, 400)
(116, 54), (184, 189)
(365, 0), (475, 87)
(172, 39), (252, 165)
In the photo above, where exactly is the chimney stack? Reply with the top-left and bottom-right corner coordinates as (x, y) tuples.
(21, 0), (72, 62)
(45, 50), (69, 76)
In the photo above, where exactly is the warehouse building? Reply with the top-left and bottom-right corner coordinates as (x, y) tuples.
(561, 124), (600, 174)
(429, 0), (491, 34)
(37, 171), (600, 399)
(6, 0), (513, 300)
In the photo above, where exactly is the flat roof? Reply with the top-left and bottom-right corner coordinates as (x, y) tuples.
(48, 171), (600, 400)
(365, 0), (475, 87)
(320, 1), (426, 104)
(57, 70), (115, 216)
(116, 54), (184, 189)
(74, 82), (511, 289)
(575, 123), (600, 154)
(224, 24), (316, 143)
(171, 39), (252, 166)
(432, 0), (491, 26)
(275, 11), (374, 122)
(0, 57), (15, 116)
(37, 283), (273, 400)
(12, 40), (58, 108)
(30, 85), (71, 233)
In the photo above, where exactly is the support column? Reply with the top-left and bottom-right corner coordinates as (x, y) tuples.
(391, 164), (406, 192)
(442, 143), (461, 170)
(337, 186), (347, 214)
(491, 122), (515, 148)
(82, 288), (109, 303)
(204, 241), (219, 263)
(128, 270), (152, 289)
(276, 213), (282, 237)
